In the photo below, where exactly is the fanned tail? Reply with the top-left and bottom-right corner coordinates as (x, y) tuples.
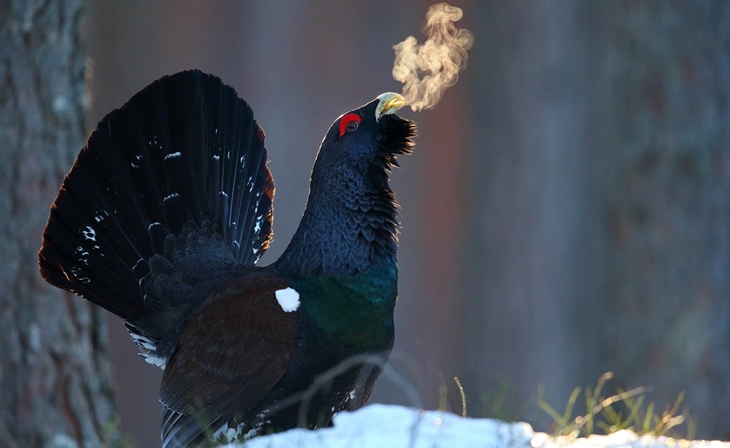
(38, 70), (275, 356)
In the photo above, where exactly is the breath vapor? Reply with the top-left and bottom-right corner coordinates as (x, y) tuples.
(392, 3), (474, 112)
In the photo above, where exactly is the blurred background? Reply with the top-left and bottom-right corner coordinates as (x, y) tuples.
(3, 0), (730, 446)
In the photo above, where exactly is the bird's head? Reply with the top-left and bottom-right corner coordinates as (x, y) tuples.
(280, 93), (417, 276)
(312, 93), (416, 179)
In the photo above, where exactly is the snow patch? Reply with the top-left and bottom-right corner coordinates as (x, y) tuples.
(223, 404), (730, 448)
(275, 287), (300, 313)
(213, 426), (241, 444)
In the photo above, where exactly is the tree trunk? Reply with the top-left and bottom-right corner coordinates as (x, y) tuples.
(462, 0), (602, 426)
(462, 0), (730, 439)
(596, 1), (730, 439)
(0, 1), (120, 447)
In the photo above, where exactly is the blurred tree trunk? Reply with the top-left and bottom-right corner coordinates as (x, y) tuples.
(463, 0), (730, 439)
(596, 1), (730, 439)
(462, 0), (602, 426)
(0, 1), (120, 447)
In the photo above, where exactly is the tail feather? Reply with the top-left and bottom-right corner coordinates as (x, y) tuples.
(39, 239), (141, 319)
(39, 70), (275, 350)
(41, 182), (146, 317)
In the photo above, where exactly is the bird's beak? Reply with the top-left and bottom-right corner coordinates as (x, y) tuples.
(375, 93), (406, 122)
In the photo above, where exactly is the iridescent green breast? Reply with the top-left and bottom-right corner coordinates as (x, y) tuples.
(287, 262), (397, 350)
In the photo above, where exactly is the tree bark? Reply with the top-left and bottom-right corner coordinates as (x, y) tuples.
(0, 1), (120, 447)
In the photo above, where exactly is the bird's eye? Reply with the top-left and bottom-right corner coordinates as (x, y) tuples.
(339, 113), (362, 137)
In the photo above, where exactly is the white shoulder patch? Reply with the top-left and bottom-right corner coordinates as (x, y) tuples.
(275, 287), (300, 312)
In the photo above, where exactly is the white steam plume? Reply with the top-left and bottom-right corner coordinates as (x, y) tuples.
(392, 3), (474, 112)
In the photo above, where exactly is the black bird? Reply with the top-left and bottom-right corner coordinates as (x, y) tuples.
(38, 70), (416, 447)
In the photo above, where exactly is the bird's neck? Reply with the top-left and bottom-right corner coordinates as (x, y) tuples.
(274, 164), (399, 280)
(272, 159), (402, 349)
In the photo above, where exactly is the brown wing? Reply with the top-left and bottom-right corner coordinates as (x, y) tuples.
(159, 271), (298, 447)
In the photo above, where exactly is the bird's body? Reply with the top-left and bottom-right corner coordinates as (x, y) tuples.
(39, 70), (415, 447)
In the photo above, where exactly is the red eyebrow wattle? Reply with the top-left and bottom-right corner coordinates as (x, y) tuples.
(339, 113), (362, 137)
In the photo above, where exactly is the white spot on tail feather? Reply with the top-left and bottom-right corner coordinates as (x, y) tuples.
(143, 355), (166, 368)
(275, 287), (300, 312)
(163, 152), (182, 160)
(132, 258), (145, 272)
(129, 329), (165, 368)
(69, 264), (91, 284)
(243, 428), (260, 440)
(213, 424), (244, 443)
(130, 332), (156, 351)
(81, 226), (96, 241)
